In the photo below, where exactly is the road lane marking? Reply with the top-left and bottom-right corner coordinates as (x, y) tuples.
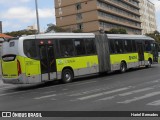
(0, 86), (15, 90)
(62, 89), (68, 91)
(43, 91), (56, 94)
(77, 86), (132, 100)
(66, 81), (97, 87)
(118, 91), (160, 104)
(146, 79), (160, 84)
(147, 100), (160, 106)
(95, 88), (154, 102)
(0, 91), (28, 97)
(51, 98), (56, 101)
(119, 87), (153, 96)
(69, 87), (111, 97)
(34, 94), (56, 100)
(96, 96), (115, 101)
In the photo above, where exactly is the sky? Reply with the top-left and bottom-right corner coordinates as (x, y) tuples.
(0, 0), (160, 33)
(0, 0), (55, 33)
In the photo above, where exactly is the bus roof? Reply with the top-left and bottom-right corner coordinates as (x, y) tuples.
(106, 34), (154, 41)
(23, 33), (95, 39)
(16, 33), (154, 41)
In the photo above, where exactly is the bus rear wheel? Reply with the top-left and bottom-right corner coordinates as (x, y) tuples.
(62, 69), (73, 83)
(146, 60), (152, 68)
(120, 62), (127, 73)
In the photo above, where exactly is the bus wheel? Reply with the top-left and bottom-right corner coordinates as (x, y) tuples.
(146, 60), (152, 68)
(62, 69), (73, 83)
(120, 62), (127, 73)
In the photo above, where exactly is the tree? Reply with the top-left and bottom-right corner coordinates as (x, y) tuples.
(5, 30), (37, 37)
(45, 24), (83, 33)
(45, 24), (67, 33)
(146, 30), (160, 43)
(107, 28), (127, 34)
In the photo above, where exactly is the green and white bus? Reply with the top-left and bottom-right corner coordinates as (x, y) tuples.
(1, 33), (158, 84)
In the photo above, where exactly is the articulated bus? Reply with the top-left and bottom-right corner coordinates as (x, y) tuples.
(1, 33), (158, 84)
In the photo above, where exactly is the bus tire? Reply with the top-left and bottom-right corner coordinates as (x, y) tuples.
(120, 62), (127, 73)
(62, 69), (73, 83)
(146, 60), (152, 68)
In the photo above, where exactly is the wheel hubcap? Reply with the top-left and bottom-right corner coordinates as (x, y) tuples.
(65, 73), (71, 81)
(148, 61), (151, 65)
(121, 64), (125, 72)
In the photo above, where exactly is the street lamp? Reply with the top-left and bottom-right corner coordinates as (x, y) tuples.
(35, 0), (40, 34)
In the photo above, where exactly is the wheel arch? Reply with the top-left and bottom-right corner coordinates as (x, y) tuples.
(121, 60), (127, 68)
(62, 66), (74, 78)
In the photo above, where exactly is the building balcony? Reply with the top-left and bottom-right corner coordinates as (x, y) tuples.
(97, 6), (141, 23)
(98, 0), (140, 16)
(98, 16), (142, 30)
(122, 0), (140, 9)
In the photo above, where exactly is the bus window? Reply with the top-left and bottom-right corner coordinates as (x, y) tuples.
(145, 41), (151, 52)
(2, 55), (16, 62)
(109, 39), (115, 54)
(124, 40), (132, 53)
(74, 39), (86, 56)
(59, 39), (74, 57)
(132, 40), (137, 52)
(55, 40), (60, 58)
(23, 40), (38, 59)
(115, 40), (124, 54)
(85, 39), (96, 55)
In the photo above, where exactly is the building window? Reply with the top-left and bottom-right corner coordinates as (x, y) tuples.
(77, 23), (83, 30)
(76, 13), (82, 20)
(76, 3), (81, 10)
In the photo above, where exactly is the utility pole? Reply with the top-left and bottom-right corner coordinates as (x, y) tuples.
(35, 0), (40, 34)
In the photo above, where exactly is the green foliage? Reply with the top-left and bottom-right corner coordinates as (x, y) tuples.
(45, 24), (67, 33)
(46, 24), (83, 33)
(107, 28), (127, 34)
(5, 30), (37, 37)
(146, 30), (160, 43)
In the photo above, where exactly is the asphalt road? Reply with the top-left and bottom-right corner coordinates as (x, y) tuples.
(1, 64), (160, 119)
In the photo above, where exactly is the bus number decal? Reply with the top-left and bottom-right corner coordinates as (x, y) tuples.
(64, 60), (75, 64)
(57, 59), (76, 65)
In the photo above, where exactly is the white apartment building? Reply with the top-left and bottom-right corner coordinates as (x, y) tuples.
(27, 24), (38, 31)
(139, 0), (157, 34)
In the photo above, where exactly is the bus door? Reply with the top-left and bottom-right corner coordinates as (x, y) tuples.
(152, 43), (159, 62)
(39, 43), (56, 81)
(137, 43), (144, 63)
